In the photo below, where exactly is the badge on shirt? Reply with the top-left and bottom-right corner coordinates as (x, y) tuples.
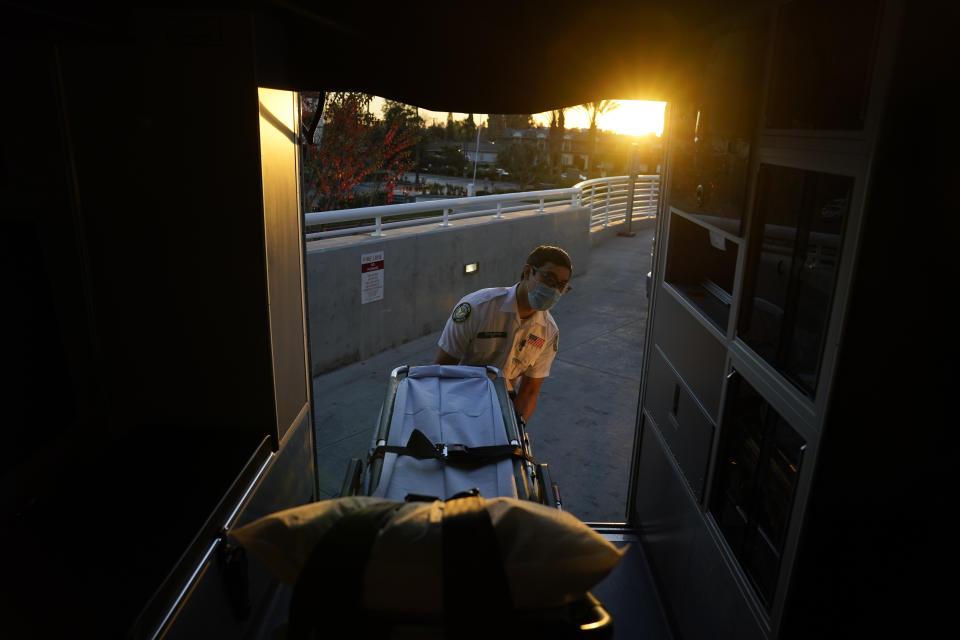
(477, 331), (506, 339)
(526, 334), (545, 349)
(553, 334), (559, 352)
(452, 302), (472, 323)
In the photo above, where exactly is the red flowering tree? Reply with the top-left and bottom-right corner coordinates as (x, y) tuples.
(300, 92), (419, 212)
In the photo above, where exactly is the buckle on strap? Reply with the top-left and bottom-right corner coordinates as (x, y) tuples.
(371, 429), (532, 467)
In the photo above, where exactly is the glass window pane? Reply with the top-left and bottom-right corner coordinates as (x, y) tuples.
(710, 372), (806, 611)
(754, 415), (806, 551)
(739, 164), (852, 396)
(669, 14), (767, 230)
(711, 375), (766, 543)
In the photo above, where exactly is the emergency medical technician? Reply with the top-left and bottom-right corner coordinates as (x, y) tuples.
(434, 245), (572, 422)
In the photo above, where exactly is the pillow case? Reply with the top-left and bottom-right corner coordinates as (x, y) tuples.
(230, 495), (625, 612)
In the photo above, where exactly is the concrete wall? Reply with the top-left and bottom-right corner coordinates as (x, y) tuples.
(305, 206), (590, 375)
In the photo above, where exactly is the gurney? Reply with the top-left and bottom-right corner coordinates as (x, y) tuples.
(230, 364), (618, 638)
(339, 364), (561, 508)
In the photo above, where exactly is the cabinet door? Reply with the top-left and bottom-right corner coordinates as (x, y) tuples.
(738, 164), (853, 397)
(669, 12), (769, 231)
(646, 348), (716, 501)
(709, 371), (806, 611)
(259, 88), (311, 442)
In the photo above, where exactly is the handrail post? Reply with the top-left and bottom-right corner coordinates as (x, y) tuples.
(618, 143), (639, 237)
(604, 184), (611, 228)
(495, 200), (503, 219)
(538, 197), (544, 214)
(439, 208), (450, 227)
(371, 215), (384, 237)
(646, 176), (654, 215)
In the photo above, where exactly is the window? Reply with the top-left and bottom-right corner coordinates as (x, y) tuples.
(710, 371), (806, 609)
(668, 13), (767, 231)
(738, 164), (852, 396)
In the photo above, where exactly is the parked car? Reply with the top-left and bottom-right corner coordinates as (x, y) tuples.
(560, 168), (587, 184)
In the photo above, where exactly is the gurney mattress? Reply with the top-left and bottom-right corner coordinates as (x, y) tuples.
(371, 365), (517, 501)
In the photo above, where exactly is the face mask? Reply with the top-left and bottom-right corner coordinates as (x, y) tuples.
(527, 280), (562, 311)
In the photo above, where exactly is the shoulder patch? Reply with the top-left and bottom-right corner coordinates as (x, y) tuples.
(552, 334), (559, 352)
(452, 302), (472, 323)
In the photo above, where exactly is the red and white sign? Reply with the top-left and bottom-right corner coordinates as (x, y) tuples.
(361, 251), (384, 304)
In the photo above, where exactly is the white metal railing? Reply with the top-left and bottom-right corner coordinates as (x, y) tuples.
(578, 174), (660, 230)
(303, 174), (659, 241)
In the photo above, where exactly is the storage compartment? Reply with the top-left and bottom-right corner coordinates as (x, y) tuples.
(650, 282), (728, 419)
(664, 212), (739, 332)
(645, 348), (716, 501)
(765, 0), (882, 131)
(737, 164), (852, 396)
(709, 371), (805, 610)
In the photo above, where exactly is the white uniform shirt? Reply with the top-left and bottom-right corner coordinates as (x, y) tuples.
(437, 285), (559, 390)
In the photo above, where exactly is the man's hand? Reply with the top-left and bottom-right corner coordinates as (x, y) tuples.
(514, 375), (544, 423)
(433, 348), (459, 365)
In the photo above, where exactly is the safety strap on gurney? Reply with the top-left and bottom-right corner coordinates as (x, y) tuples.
(287, 490), (514, 639)
(370, 428), (535, 469)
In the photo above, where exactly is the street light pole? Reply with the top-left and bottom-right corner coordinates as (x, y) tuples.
(414, 106), (421, 188)
(467, 123), (482, 197)
(472, 124), (482, 183)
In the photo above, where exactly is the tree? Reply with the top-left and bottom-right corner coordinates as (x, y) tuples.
(439, 145), (465, 176)
(379, 100), (424, 184)
(426, 122), (446, 141)
(504, 114), (534, 129)
(497, 140), (547, 189)
(578, 100), (620, 133)
(548, 108), (566, 171)
(381, 99), (423, 130)
(460, 113), (477, 142)
(482, 113), (534, 142)
(300, 92), (419, 211)
(485, 114), (506, 140)
(445, 112), (456, 140)
(577, 100), (620, 171)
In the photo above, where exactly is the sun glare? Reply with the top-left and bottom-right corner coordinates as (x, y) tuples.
(534, 100), (666, 137)
(599, 100), (666, 137)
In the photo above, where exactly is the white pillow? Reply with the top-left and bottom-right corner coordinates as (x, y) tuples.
(231, 496), (625, 612)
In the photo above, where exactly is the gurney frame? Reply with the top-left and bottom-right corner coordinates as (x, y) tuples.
(339, 365), (561, 509)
